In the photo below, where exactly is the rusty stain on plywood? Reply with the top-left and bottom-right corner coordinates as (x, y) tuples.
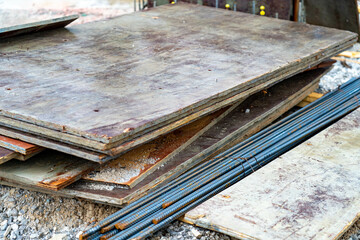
(0, 151), (97, 190)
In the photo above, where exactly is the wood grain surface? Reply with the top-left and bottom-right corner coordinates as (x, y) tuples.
(0, 147), (20, 165)
(0, 150), (97, 190)
(0, 3), (356, 152)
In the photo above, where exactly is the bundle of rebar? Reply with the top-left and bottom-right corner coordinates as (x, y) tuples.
(80, 77), (360, 240)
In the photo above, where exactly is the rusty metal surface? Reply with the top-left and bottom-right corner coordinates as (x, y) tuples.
(184, 108), (360, 240)
(0, 3), (356, 153)
(305, 0), (360, 38)
(0, 15), (78, 39)
(0, 150), (97, 190)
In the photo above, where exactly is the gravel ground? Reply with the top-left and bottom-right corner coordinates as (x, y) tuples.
(1, 42), (360, 240)
(0, 185), (233, 240)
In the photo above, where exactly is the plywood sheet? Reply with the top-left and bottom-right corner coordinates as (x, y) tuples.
(0, 135), (43, 154)
(82, 104), (237, 188)
(0, 15), (78, 39)
(0, 3), (356, 153)
(0, 151), (97, 190)
(0, 68), (325, 206)
(0, 147), (19, 165)
(183, 109), (360, 240)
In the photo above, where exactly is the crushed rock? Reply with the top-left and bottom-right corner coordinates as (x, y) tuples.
(319, 43), (360, 93)
(0, 185), (119, 240)
(87, 157), (158, 184)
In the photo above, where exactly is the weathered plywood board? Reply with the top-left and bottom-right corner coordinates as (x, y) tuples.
(0, 151), (97, 190)
(0, 68), (325, 206)
(0, 15), (78, 39)
(0, 3), (356, 154)
(183, 108), (360, 240)
(0, 147), (19, 165)
(82, 103), (239, 188)
(0, 135), (43, 154)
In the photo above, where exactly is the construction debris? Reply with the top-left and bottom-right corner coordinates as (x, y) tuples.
(0, 3), (356, 162)
(0, 2), (359, 240)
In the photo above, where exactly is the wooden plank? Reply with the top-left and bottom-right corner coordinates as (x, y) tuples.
(296, 92), (324, 107)
(0, 135), (43, 155)
(0, 105), (240, 190)
(82, 102), (240, 188)
(0, 150), (97, 191)
(0, 3), (356, 154)
(0, 68), (326, 206)
(13, 149), (44, 161)
(0, 15), (78, 39)
(305, 0), (360, 40)
(183, 108), (360, 240)
(0, 147), (20, 165)
(0, 126), (112, 163)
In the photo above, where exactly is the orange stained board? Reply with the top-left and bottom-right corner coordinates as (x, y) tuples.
(0, 135), (43, 155)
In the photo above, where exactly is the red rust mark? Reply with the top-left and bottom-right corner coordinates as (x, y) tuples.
(0, 135), (38, 150)
(234, 215), (256, 225)
(37, 176), (74, 191)
(38, 166), (95, 190)
(220, 194), (231, 199)
(123, 127), (135, 133)
(115, 222), (127, 230)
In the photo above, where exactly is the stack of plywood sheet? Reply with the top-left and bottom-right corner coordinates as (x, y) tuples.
(0, 3), (357, 205)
